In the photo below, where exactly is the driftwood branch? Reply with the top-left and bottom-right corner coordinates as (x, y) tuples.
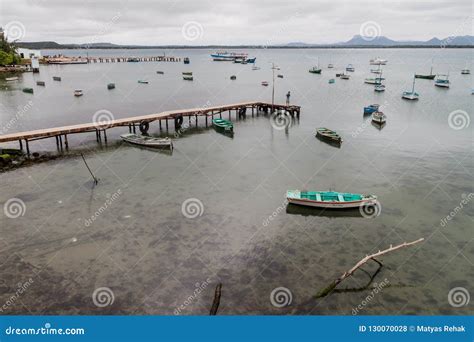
(209, 283), (222, 315)
(316, 238), (424, 298)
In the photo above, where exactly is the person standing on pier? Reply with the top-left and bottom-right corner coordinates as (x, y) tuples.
(286, 91), (291, 105)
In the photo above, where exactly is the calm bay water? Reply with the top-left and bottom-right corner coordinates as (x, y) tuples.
(0, 48), (472, 315)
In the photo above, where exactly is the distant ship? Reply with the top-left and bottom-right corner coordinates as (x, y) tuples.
(210, 51), (248, 61)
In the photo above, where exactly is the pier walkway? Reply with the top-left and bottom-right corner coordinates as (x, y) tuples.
(0, 102), (300, 154)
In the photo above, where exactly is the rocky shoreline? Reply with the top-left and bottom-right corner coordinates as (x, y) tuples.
(0, 148), (60, 173)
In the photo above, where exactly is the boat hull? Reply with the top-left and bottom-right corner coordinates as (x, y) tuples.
(415, 74), (435, 80)
(287, 197), (376, 209)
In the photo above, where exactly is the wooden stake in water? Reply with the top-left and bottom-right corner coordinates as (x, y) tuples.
(81, 153), (99, 185)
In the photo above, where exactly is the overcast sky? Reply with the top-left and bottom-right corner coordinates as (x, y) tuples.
(0, 0), (471, 45)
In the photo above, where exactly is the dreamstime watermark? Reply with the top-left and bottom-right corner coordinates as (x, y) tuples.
(84, 189), (122, 227)
(352, 278), (390, 315)
(5, 323), (85, 336)
(92, 287), (115, 307)
(3, 198), (26, 219)
(359, 200), (382, 218)
(262, 12), (301, 48)
(181, 21), (204, 41)
(4, 21), (26, 41)
(181, 198), (204, 218)
(0, 278), (34, 313)
(270, 287), (292, 308)
(270, 110), (293, 130)
(359, 21), (381, 41)
(448, 287), (470, 307)
(174, 278), (212, 315)
(1, 101), (34, 135)
(440, 16), (471, 48)
(351, 117), (372, 138)
(85, 12), (122, 48)
(262, 199), (288, 226)
(92, 109), (115, 129)
(448, 110), (470, 130)
(440, 193), (473, 227)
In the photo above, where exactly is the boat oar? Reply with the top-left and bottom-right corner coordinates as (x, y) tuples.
(81, 153), (99, 185)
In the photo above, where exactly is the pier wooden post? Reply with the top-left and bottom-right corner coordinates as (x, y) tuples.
(25, 139), (30, 156)
(166, 119), (169, 131)
(103, 130), (107, 143)
(195, 115), (198, 127)
(64, 134), (69, 149)
(205, 115), (208, 127)
(159, 120), (162, 130)
(18, 139), (23, 151)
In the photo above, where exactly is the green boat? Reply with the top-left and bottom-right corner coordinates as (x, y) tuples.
(212, 118), (233, 133)
(315, 127), (342, 144)
(287, 190), (377, 209)
(309, 67), (322, 74)
(138, 80), (149, 84)
(415, 66), (435, 79)
(22, 87), (34, 94)
(183, 76), (193, 81)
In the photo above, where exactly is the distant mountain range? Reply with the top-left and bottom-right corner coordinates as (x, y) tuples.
(16, 35), (473, 50)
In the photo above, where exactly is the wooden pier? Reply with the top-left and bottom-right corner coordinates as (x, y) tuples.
(0, 102), (300, 154)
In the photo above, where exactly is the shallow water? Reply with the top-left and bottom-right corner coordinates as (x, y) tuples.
(0, 48), (472, 315)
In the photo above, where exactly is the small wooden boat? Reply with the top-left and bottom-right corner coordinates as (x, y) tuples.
(364, 76), (384, 85)
(230, 75), (237, 80)
(138, 80), (149, 84)
(415, 64), (435, 79)
(309, 67), (322, 74)
(246, 57), (256, 63)
(261, 81), (269, 86)
(22, 87), (34, 94)
(5, 76), (19, 81)
(435, 74), (450, 88)
(346, 64), (355, 72)
(328, 79), (335, 84)
(364, 104), (379, 115)
(374, 84), (385, 92)
(340, 74), (350, 80)
(277, 74), (284, 78)
(372, 111), (386, 124)
(183, 76), (193, 81)
(74, 89), (83, 97)
(327, 63), (334, 68)
(461, 69), (470, 75)
(107, 83), (115, 90)
(121, 133), (173, 149)
(287, 190), (377, 209)
(212, 118), (233, 133)
(335, 73), (342, 77)
(402, 76), (419, 100)
(156, 71), (164, 74)
(53, 76), (61, 81)
(36, 81), (45, 86)
(183, 57), (190, 64)
(182, 71), (193, 76)
(316, 127), (342, 144)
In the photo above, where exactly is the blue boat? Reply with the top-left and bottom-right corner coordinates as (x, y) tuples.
(363, 104), (380, 115)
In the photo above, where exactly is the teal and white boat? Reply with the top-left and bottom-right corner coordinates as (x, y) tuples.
(212, 118), (233, 132)
(434, 74), (450, 88)
(287, 190), (377, 209)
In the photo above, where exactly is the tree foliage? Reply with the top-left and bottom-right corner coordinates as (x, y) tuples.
(0, 30), (21, 65)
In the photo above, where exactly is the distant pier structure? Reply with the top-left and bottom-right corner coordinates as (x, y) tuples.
(87, 56), (182, 63)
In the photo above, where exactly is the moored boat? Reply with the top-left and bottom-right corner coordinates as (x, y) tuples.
(309, 66), (322, 74)
(369, 57), (387, 65)
(74, 89), (83, 97)
(5, 76), (19, 81)
(156, 71), (164, 74)
(402, 75), (419, 100)
(36, 81), (45, 86)
(364, 77), (384, 85)
(230, 75), (237, 80)
(211, 51), (248, 61)
(364, 104), (379, 115)
(434, 74), (450, 88)
(183, 76), (193, 81)
(22, 87), (34, 94)
(461, 69), (470, 75)
(246, 57), (256, 63)
(261, 81), (269, 86)
(328, 63), (334, 68)
(374, 84), (385, 92)
(372, 111), (386, 124)
(315, 127), (342, 144)
(183, 57), (190, 64)
(346, 64), (355, 72)
(53, 76), (61, 81)
(121, 133), (173, 149)
(182, 71), (193, 75)
(107, 83), (115, 90)
(277, 74), (284, 78)
(138, 80), (149, 84)
(328, 79), (335, 84)
(212, 118), (233, 133)
(287, 190), (377, 209)
(340, 74), (350, 79)
(415, 64), (435, 79)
